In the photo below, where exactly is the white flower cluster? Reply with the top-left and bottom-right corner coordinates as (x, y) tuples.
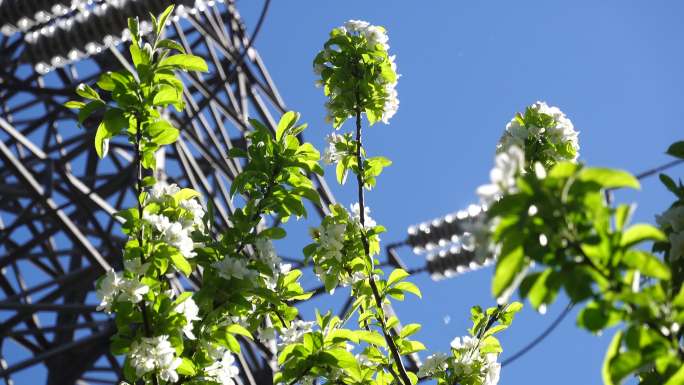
(212, 257), (253, 281)
(350, 203), (377, 229)
(279, 320), (315, 346)
(255, 237), (292, 290)
(316, 222), (346, 262)
(203, 350), (241, 385)
(318, 20), (400, 125)
(341, 20), (389, 51)
(417, 352), (449, 377)
(657, 205), (684, 261)
(450, 336), (501, 385)
(323, 133), (345, 165)
(129, 335), (182, 383)
(142, 181), (205, 260)
(380, 54), (400, 124)
(95, 265), (149, 313)
(477, 145), (525, 206)
(498, 101), (579, 163)
(174, 295), (200, 340)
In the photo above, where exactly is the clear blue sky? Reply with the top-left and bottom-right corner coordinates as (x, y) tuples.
(238, 1), (684, 384)
(8, 1), (684, 384)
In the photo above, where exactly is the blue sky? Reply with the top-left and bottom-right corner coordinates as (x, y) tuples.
(6, 1), (684, 383)
(237, 1), (684, 384)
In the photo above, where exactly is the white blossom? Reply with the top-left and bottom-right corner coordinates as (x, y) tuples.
(323, 133), (345, 164)
(343, 19), (370, 34)
(350, 203), (376, 229)
(124, 258), (150, 276)
(483, 353), (501, 385)
(381, 81), (399, 124)
(213, 257), (253, 280)
(450, 335), (480, 353)
(174, 295), (201, 340)
(129, 335), (182, 383)
(417, 352), (449, 377)
(162, 222), (196, 259)
(477, 145), (525, 205)
(498, 101), (579, 162)
(180, 198), (205, 228)
(279, 320), (314, 346)
(95, 269), (149, 313)
(657, 205), (684, 232)
(365, 25), (389, 50)
(317, 222), (346, 262)
(96, 269), (124, 313)
(147, 181), (181, 204)
(117, 279), (150, 304)
(204, 351), (240, 385)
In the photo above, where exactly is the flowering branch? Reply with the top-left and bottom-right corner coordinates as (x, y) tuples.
(353, 99), (412, 385)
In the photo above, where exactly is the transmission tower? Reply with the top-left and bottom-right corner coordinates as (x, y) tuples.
(0, 1), (344, 384)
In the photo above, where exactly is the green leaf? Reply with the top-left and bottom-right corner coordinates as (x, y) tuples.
(77, 100), (105, 125)
(94, 123), (109, 159)
(170, 251), (192, 276)
(673, 285), (684, 308)
(153, 85), (181, 107)
(226, 324), (253, 340)
(577, 301), (620, 332)
(399, 323), (421, 338)
(492, 239), (525, 298)
(393, 281), (421, 298)
(602, 331), (622, 385)
(173, 188), (200, 202)
(159, 54), (209, 72)
(128, 17), (140, 44)
(356, 330), (386, 347)
(64, 100), (85, 109)
(157, 38), (186, 54)
(75, 83), (101, 100)
(620, 224), (667, 248)
(276, 111), (299, 141)
(387, 268), (409, 286)
(665, 365), (684, 385)
(176, 357), (196, 376)
(103, 108), (128, 135)
(622, 250), (671, 280)
(666, 141), (684, 159)
(148, 119), (180, 145)
(579, 167), (640, 189)
(156, 5), (175, 35)
(527, 269), (561, 311)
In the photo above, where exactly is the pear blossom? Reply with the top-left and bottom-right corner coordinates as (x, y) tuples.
(213, 257), (253, 280)
(477, 145), (525, 205)
(95, 269), (149, 313)
(498, 101), (579, 164)
(147, 181), (181, 204)
(180, 198), (205, 228)
(279, 320), (314, 346)
(323, 133), (345, 164)
(203, 351), (240, 385)
(316, 222), (346, 262)
(174, 295), (201, 340)
(350, 203), (376, 229)
(129, 335), (182, 382)
(417, 352), (449, 377)
(483, 353), (502, 385)
(657, 205), (684, 232)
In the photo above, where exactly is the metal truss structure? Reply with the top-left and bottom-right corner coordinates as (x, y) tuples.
(0, 1), (346, 384)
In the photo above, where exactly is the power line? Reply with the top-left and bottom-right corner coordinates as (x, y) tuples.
(501, 303), (573, 367)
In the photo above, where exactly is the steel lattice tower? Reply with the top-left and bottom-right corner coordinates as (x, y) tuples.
(0, 1), (339, 383)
